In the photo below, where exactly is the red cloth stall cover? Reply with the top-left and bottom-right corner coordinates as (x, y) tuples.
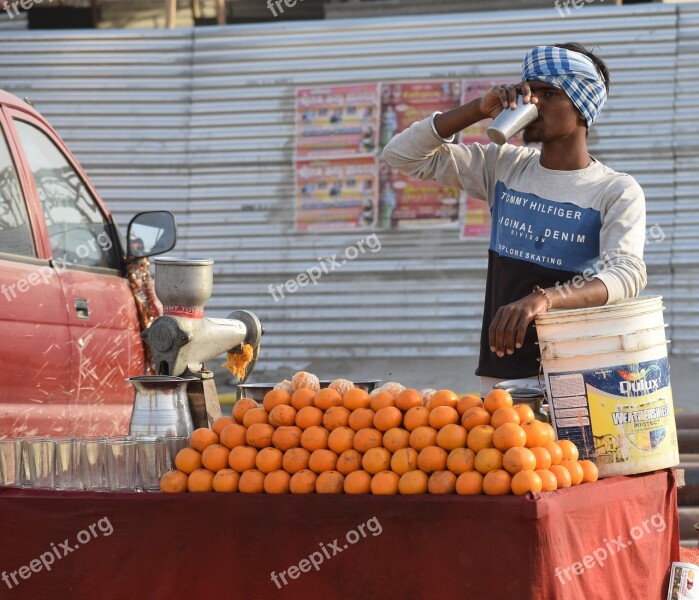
(0, 469), (679, 600)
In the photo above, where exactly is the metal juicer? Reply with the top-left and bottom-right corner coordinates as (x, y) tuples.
(136, 257), (263, 431)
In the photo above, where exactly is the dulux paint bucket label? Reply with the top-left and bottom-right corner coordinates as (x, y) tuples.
(547, 356), (678, 476)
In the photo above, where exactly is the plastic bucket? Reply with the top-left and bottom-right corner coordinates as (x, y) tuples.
(535, 296), (679, 478)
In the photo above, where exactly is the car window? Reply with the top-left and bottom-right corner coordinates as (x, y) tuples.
(0, 127), (35, 257)
(14, 120), (119, 269)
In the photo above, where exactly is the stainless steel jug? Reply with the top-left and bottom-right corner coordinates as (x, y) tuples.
(128, 376), (194, 437)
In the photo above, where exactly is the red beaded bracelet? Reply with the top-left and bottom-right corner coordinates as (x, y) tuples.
(533, 285), (552, 312)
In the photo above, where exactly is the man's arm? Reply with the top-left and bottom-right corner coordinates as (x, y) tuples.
(488, 279), (608, 358)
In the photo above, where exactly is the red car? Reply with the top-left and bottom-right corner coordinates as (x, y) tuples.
(0, 89), (176, 438)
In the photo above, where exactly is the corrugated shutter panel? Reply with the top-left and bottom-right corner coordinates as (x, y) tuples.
(0, 4), (688, 389)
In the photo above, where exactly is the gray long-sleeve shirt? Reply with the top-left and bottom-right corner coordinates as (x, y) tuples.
(383, 116), (647, 378)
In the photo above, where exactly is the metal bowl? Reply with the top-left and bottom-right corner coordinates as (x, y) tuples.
(493, 379), (549, 423)
(235, 383), (276, 403)
(319, 379), (381, 393)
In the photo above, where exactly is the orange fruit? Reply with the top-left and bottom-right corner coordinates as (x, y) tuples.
(521, 420), (549, 448)
(352, 428), (383, 453)
(314, 388), (342, 411)
(362, 447), (391, 474)
(238, 469), (265, 493)
(557, 440), (579, 461)
(246, 423), (274, 449)
(229, 446), (258, 472)
(579, 460), (599, 483)
(290, 387), (316, 410)
(343, 388), (371, 410)
(289, 469), (317, 494)
(256, 447), (284, 473)
(212, 468), (240, 493)
(323, 406), (351, 431)
(482, 469), (512, 495)
(484, 389), (513, 414)
(536, 469), (558, 491)
(542, 423), (556, 444)
(456, 395), (484, 416)
(409, 426), (438, 451)
(512, 403), (536, 424)
(417, 446), (448, 473)
(175, 447), (202, 474)
(373, 406), (403, 431)
(467, 425), (495, 453)
(461, 407), (491, 431)
(511, 470), (543, 496)
(348, 408), (375, 431)
(201, 444), (230, 473)
(428, 470), (457, 494)
(429, 390), (459, 410)
(491, 407), (521, 429)
(530, 447), (552, 470)
(399, 470), (428, 494)
(474, 448), (504, 474)
(220, 423), (248, 450)
(190, 428), (219, 452)
(503, 447), (537, 475)
(160, 470), (188, 493)
(436, 424), (468, 451)
(404, 406), (430, 431)
(232, 398), (258, 423)
(242, 408), (269, 427)
(282, 447), (310, 474)
(447, 448), (476, 474)
(336, 449), (363, 475)
(268, 404), (297, 428)
(369, 391), (395, 412)
(395, 389), (423, 412)
(544, 441), (563, 466)
(188, 468), (215, 492)
(344, 470), (372, 494)
(328, 427), (355, 454)
(390, 447), (419, 475)
(264, 470), (291, 494)
(272, 425), (302, 451)
(316, 471), (344, 494)
(561, 459), (584, 485)
(263, 389), (291, 412)
(493, 423), (527, 451)
(291, 371), (320, 392)
(213, 416), (236, 436)
(308, 449), (339, 473)
(300, 426), (330, 451)
(296, 406), (324, 430)
(429, 406), (460, 430)
(371, 471), (400, 495)
(382, 427), (410, 453)
(456, 471), (484, 495)
(549, 464), (572, 488)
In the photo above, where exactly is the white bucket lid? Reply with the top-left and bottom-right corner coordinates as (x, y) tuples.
(535, 295), (663, 327)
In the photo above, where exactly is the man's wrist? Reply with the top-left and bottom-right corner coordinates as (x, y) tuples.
(431, 112), (456, 143)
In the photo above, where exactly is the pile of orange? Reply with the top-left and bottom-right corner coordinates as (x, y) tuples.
(160, 373), (599, 495)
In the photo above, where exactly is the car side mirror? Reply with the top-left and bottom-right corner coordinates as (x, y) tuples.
(126, 211), (177, 258)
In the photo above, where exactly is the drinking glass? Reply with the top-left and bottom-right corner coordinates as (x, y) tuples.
(24, 437), (54, 489)
(80, 438), (109, 491)
(0, 438), (23, 487)
(54, 437), (82, 490)
(163, 435), (189, 471)
(136, 436), (167, 492)
(106, 437), (138, 491)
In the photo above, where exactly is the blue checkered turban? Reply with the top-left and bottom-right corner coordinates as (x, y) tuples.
(522, 46), (607, 128)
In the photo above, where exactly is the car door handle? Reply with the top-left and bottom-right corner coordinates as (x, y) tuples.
(75, 298), (90, 320)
